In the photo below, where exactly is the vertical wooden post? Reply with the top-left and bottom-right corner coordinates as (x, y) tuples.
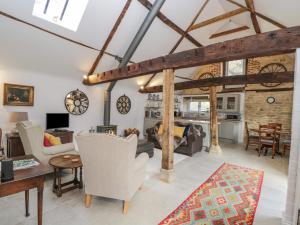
(209, 86), (222, 154)
(160, 69), (175, 183)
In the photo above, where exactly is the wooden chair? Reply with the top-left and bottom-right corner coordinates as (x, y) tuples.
(281, 132), (291, 157)
(268, 123), (282, 153)
(258, 125), (277, 159)
(245, 122), (259, 151)
(0, 128), (4, 155)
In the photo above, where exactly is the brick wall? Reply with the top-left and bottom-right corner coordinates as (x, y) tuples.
(182, 53), (295, 132)
(245, 54), (294, 132)
(183, 63), (222, 95)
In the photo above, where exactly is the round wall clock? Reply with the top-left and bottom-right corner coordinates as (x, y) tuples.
(266, 96), (276, 104)
(116, 94), (131, 114)
(65, 89), (89, 115)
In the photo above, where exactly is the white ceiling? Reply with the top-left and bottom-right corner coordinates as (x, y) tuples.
(0, 0), (299, 86)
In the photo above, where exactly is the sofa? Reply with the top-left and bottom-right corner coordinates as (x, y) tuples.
(17, 121), (77, 165)
(75, 133), (149, 213)
(146, 121), (206, 156)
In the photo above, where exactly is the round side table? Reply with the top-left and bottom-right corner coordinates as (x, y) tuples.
(49, 154), (83, 197)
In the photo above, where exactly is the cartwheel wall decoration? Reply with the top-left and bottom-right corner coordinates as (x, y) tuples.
(116, 94), (131, 114)
(65, 89), (89, 115)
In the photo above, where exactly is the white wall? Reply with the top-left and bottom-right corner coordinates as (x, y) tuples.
(0, 68), (148, 141)
(0, 68), (104, 135)
(111, 78), (147, 137)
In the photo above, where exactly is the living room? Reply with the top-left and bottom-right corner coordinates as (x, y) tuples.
(1, 0), (300, 225)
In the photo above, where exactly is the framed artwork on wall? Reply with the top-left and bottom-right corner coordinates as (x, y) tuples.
(3, 83), (34, 106)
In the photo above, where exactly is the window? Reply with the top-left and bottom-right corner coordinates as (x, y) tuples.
(32, 0), (89, 31)
(225, 59), (245, 76)
(224, 59), (246, 88)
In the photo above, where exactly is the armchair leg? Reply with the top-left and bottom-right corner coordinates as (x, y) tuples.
(85, 194), (92, 208)
(123, 201), (129, 214)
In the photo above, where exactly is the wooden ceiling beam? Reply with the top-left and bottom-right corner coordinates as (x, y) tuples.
(143, 0), (209, 88)
(139, 72), (294, 93)
(189, 8), (247, 32)
(137, 0), (202, 47)
(83, 26), (300, 85)
(227, 0), (286, 29)
(88, 0), (132, 75)
(209, 25), (250, 39)
(245, 0), (261, 33)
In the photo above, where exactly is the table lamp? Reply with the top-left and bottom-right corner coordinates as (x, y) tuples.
(9, 112), (28, 133)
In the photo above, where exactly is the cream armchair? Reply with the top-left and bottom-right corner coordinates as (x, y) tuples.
(75, 133), (149, 214)
(17, 121), (77, 165)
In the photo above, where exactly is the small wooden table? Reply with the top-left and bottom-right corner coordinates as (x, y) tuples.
(49, 154), (83, 197)
(0, 155), (52, 225)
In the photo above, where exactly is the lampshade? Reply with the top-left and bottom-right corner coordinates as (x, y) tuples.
(9, 112), (28, 123)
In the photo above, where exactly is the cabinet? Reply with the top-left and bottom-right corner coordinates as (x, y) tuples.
(216, 94), (240, 112)
(6, 130), (74, 157)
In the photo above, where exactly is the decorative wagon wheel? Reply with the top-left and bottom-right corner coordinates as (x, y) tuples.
(259, 63), (287, 87)
(198, 72), (214, 91)
(116, 94), (131, 114)
(65, 89), (89, 115)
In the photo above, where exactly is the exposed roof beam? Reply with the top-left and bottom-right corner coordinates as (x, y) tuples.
(189, 8), (247, 32)
(0, 10), (124, 61)
(227, 0), (286, 29)
(143, 0), (210, 87)
(209, 25), (250, 39)
(140, 72), (294, 93)
(137, 0), (202, 47)
(83, 26), (300, 85)
(245, 0), (261, 33)
(88, 0), (132, 75)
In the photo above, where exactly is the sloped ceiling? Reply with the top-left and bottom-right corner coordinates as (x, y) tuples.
(0, 0), (300, 86)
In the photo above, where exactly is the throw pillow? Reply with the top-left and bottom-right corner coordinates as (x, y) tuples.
(158, 125), (163, 135)
(43, 135), (52, 147)
(45, 133), (62, 145)
(183, 125), (191, 138)
(174, 126), (185, 138)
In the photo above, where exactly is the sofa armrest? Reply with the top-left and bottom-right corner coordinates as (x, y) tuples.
(133, 152), (149, 172)
(42, 143), (76, 155)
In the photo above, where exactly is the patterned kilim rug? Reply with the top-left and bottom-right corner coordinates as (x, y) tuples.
(159, 163), (264, 225)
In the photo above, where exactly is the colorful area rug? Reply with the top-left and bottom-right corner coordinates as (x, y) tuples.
(159, 163), (264, 225)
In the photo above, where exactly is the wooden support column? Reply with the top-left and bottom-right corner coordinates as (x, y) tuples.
(160, 69), (175, 183)
(209, 86), (222, 154)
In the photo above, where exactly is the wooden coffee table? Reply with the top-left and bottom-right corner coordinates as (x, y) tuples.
(49, 154), (83, 197)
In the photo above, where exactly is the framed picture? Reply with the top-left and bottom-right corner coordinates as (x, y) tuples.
(3, 83), (34, 106)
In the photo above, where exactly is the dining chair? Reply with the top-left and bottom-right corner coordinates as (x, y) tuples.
(245, 122), (259, 151)
(268, 123), (282, 153)
(0, 128), (4, 155)
(258, 125), (277, 159)
(281, 132), (291, 157)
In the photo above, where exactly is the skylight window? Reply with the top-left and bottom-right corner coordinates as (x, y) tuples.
(32, 0), (89, 31)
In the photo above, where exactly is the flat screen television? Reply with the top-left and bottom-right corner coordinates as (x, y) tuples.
(46, 113), (69, 130)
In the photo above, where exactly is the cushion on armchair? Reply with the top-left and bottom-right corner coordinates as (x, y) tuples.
(45, 133), (62, 145)
(43, 135), (52, 147)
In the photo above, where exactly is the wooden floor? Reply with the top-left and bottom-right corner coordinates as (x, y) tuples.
(0, 142), (288, 225)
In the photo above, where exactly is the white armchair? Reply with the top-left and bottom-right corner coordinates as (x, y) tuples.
(75, 133), (149, 214)
(17, 121), (77, 165)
